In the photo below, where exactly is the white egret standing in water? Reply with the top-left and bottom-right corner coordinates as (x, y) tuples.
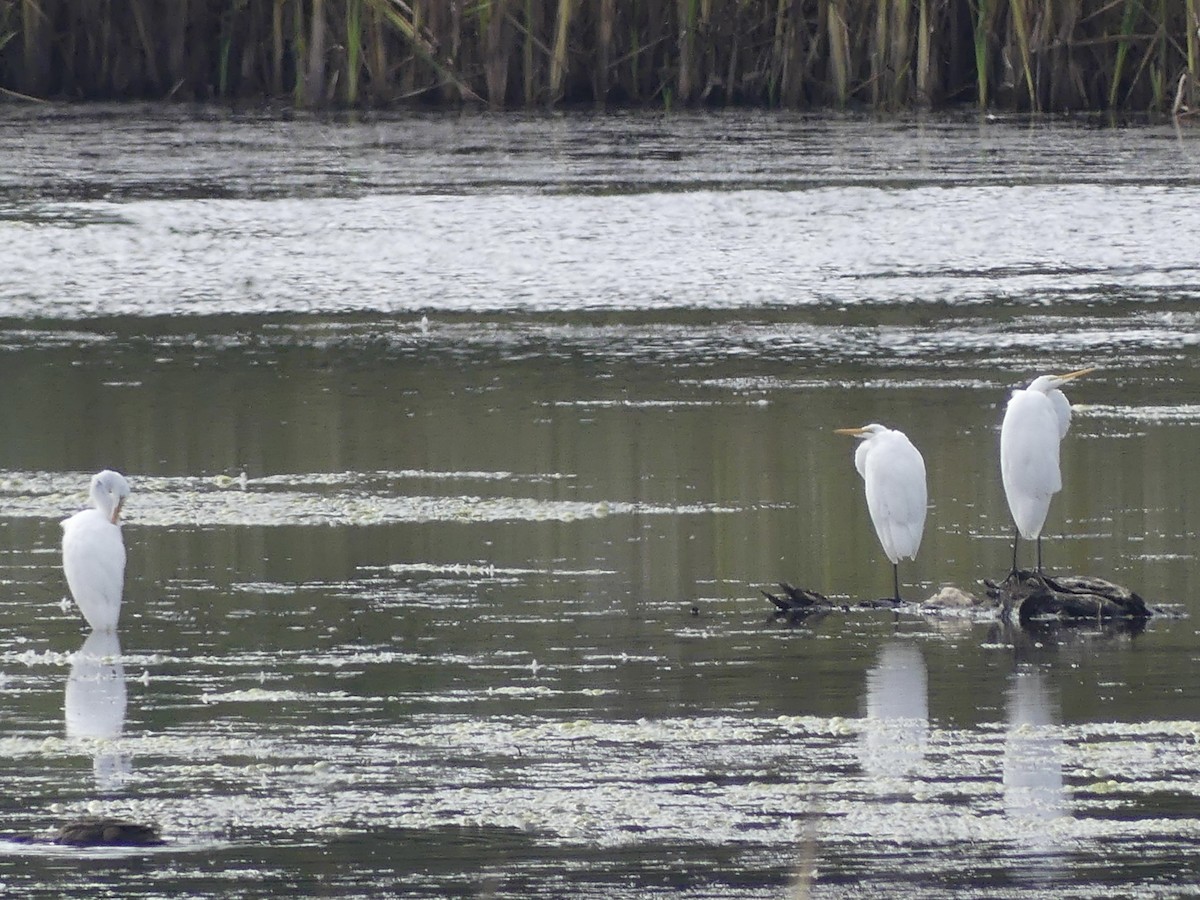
(61, 470), (131, 631)
(1000, 369), (1094, 573)
(834, 424), (928, 602)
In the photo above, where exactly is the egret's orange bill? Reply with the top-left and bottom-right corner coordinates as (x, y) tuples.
(1055, 366), (1097, 381)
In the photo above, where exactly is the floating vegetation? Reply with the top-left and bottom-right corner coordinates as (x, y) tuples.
(0, 469), (742, 529)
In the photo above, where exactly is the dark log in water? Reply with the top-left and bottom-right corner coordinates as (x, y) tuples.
(762, 581), (909, 622)
(985, 569), (1151, 625)
(762, 582), (839, 621)
(762, 570), (1157, 629)
(53, 818), (165, 847)
(5, 818), (165, 847)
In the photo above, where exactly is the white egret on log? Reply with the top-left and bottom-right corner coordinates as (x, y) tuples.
(61, 470), (131, 631)
(835, 424), (928, 602)
(999, 368), (1095, 573)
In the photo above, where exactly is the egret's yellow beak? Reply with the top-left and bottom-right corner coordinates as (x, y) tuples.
(111, 497), (124, 525)
(834, 427), (867, 436)
(1056, 366), (1097, 381)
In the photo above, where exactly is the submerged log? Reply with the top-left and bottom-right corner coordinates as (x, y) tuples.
(54, 818), (164, 847)
(762, 582), (840, 621)
(985, 569), (1151, 625)
(5, 818), (164, 847)
(762, 570), (1160, 630)
(762, 582), (908, 622)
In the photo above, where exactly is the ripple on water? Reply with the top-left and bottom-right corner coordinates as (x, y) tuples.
(0, 470), (742, 528)
(8, 711), (1197, 861)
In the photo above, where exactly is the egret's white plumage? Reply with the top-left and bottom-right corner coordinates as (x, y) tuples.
(1000, 368), (1094, 571)
(835, 424), (928, 601)
(61, 470), (131, 631)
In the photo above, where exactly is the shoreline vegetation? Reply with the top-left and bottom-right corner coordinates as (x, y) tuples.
(0, 1), (1196, 114)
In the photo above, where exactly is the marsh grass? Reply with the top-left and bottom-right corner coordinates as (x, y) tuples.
(0, 0), (1194, 111)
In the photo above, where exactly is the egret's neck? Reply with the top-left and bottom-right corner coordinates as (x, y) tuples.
(91, 482), (120, 523)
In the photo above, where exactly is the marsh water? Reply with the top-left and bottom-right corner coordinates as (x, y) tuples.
(2, 106), (1200, 897)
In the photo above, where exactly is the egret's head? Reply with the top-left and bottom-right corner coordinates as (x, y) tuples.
(834, 424), (889, 440)
(91, 470), (131, 524)
(1027, 367), (1096, 393)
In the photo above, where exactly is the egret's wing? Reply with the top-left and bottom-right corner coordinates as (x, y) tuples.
(853, 439), (871, 479)
(62, 510), (126, 630)
(1048, 389), (1072, 439)
(863, 433), (928, 563)
(1000, 390), (1062, 538)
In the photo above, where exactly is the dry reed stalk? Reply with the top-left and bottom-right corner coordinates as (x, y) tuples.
(1174, 70), (1192, 114)
(218, 24), (232, 96)
(271, 0), (285, 96)
(871, 0), (889, 106)
(1051, 0), (1082, 110)
(971, 0), (996, 107)
(129, 0), (161, 93)
(722, 9), (739, 104)
(446, 0), (462, 102)
(1189, 0), (1199, 89)
(403, 0), (422, 96)
(1104, 0), (1130, 107)
(1151, 0), (1168, 108)
(549, 0), (571, 101)
(523, 0), (538, 104)
(596, 0), (614, 101)
(679, 0), (699, 102)
(890, 0), (911, 105)
(344, 0), (362, 104)
(646, 0), (670, 101)
(828, 0), (850, 105)
(781, 0), (808, 106)
(306, 0), (328, 105)
(1115, 7), (1165, 108)
(915, 0), (932, 103)
(369, 3), (391, 102)
(165, 0), (188, 95)
(769, 0), (787, 103)
(1009, 0), (1038, 109)
(484, 0), (511, 107)
(292, 0), (307, 104)
(364, 0), (482, 101)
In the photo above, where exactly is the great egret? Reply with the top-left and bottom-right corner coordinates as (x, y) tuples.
(999, 368), (1094, 573)
(61, 470), (131, 631)
(834, 424), (928, 602)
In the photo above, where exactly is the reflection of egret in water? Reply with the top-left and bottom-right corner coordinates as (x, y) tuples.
(65, 630), (131, 791)
(1003, 665), (1070, 877)
(859, 642), (929, 778)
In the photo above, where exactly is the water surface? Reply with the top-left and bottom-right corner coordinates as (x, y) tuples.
(1, 107), (1200, 897)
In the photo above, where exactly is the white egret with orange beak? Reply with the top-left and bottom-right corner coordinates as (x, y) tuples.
(835, 424), (927, 602)
(61, 470), (131, 631)
(1000, 368), (1095, 573)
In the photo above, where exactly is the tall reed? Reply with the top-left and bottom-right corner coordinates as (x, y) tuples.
(0, 0), (1193, 113)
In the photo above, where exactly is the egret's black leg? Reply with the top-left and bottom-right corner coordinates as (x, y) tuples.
(1010, 527), (1020, 577)
(1036, 536), (1044, 573)
(893, 563), (901, 603)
